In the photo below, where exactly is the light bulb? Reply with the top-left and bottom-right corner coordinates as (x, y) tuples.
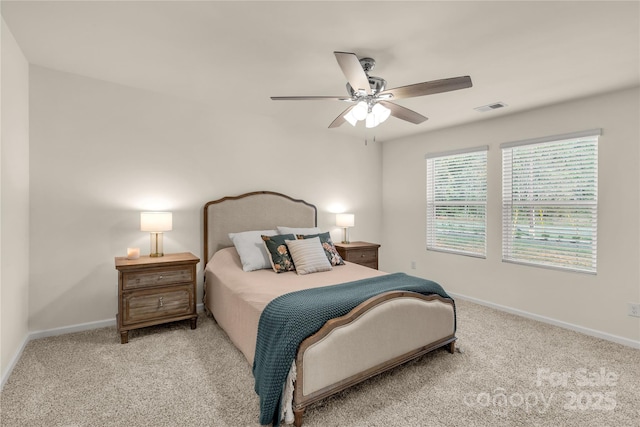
(352, 101), (368, 121)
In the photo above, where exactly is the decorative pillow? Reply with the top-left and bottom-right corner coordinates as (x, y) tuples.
(277, 226), (321, 236)
(228, 230), (277, 272)
(297, 232), (345, 266)
(285, 237), (332, 275)
(261, 234), (296, 273)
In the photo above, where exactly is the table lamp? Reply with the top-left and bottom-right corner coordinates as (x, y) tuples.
(140, 212), (172, 257)
(336, 213), (355, 244)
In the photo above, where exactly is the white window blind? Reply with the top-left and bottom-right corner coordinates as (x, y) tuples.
(426, 147), (487, 257)
(501, 130), (599, 273)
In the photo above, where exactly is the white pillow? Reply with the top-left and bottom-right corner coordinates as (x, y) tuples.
(228, 230), (277, 272)
(277, 226), (321, 236)
(285, 237), (332, 275)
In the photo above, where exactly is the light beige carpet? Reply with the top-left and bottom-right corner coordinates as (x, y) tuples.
(1, 299), (639, 427)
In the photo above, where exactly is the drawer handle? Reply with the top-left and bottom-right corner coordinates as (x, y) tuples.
(361, 254), (366, 257)
(158, 296), (164, 307)
(158, 275), (163, 280)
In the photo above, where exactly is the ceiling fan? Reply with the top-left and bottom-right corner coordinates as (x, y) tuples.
(271, 51), (473, 129)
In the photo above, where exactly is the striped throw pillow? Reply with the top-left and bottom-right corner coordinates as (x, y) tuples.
(285, 237), (332, 275)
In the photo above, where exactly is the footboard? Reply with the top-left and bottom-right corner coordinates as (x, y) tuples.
(292, 291), (456, 426)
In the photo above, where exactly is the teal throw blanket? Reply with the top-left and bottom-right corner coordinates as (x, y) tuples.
(252, 272), (454, 426)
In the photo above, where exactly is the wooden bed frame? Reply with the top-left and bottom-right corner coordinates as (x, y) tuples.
(203, 191), (456, 427)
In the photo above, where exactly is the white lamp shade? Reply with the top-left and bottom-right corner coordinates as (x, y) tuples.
(365, 113), (379, 128)
(140, 212), (173, 232)
(344, 110), (358, 126)
(336, 213), (355, 228)
(372, 103), (391, 123)
(352, 101), (368, 121)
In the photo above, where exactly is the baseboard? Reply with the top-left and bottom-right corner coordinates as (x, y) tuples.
(29, 303), (206, 341)
(1, 334), (29, 390)
(28, 318), (117, 341)
(1, 303), (206, 390)
(449, 292), (640, 349)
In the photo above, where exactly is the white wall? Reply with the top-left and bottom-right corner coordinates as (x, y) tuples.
(28, 66), (382, 332)
(381, 87), (640, 344)
(1, 18), (30, 381)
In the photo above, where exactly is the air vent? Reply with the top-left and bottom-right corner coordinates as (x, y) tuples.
(474, 102), (508, 112)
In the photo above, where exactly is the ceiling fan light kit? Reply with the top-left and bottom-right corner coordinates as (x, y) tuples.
(271, 51), (473, 130)
(344, 100), (391, 128)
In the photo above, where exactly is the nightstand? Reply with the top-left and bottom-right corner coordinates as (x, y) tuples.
(334, 241), (380, 270)
(115, 252), (200, 344)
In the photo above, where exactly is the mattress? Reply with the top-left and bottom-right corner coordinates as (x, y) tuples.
(204, 247), (386, 365)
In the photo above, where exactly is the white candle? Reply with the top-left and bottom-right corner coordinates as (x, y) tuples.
(127, 247), (140, 260)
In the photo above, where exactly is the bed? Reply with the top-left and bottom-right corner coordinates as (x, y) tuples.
(202, 191), (456, 426)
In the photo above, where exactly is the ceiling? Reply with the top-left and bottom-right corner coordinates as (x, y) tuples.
(2, 1), (639, 142)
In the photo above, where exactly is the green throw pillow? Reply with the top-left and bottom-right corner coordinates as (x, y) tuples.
(262, 234), (296, 273)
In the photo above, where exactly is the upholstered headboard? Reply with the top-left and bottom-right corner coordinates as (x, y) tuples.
(203, 191), (317, 264)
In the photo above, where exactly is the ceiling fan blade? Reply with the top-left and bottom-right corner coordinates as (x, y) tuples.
(334, 51), (372, 95)
(271, 96), (352, 101)
(379, 101), (428, 124)
(380, 76), (472, 99)
(328, 105), (356, 128)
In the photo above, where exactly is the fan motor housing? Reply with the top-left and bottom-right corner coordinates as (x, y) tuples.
(346, 76), (387, 97)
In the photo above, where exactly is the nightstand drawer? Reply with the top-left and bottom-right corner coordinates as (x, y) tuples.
(345, 248), (377, 263)
(122, 267), (193, 290)
(335, 242), (380, 270)
(121, 286), (193, 326)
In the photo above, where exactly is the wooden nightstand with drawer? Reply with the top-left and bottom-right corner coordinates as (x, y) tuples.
(115, 252), (200, 344)
(334, 242), (381, 270)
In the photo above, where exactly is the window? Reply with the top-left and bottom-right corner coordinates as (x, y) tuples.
(502, 129), (600, 273)
(426, 147), (488, 257)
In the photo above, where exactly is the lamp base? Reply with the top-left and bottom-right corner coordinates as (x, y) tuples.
(341, 227), (350, 244)
(150, 232), (164, 257)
